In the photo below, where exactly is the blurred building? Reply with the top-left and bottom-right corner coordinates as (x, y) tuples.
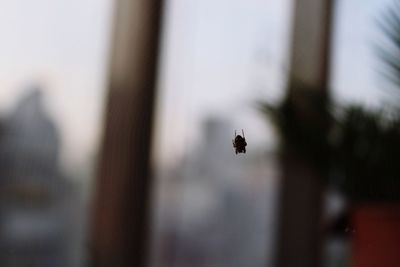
(0, 88), (83, 267)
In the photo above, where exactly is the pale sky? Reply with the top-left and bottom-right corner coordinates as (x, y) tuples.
(0, 0), (114, 167)
(155, 0), (394, 166)
(154, 0), (293, 166)
(0, 0), (394, 170)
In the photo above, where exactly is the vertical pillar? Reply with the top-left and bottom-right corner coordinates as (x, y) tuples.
(90, 0), (164, 267)
(288, 0), (333, 90)
(276, 0), (334, 267)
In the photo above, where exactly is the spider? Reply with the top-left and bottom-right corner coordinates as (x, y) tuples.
(232, 129), (247, 154)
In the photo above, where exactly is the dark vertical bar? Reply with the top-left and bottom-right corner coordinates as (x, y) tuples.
(276, 0), (334, 267)
(90, 0), (164, 267)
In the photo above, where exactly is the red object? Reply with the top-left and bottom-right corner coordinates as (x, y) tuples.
(352, 204), (400, 267)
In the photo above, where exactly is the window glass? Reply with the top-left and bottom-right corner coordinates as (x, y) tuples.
(0, 1), (113, 266)
(150, 1), (292, 266)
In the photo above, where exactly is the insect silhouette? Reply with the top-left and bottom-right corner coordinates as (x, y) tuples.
(232, 129), (247, 154)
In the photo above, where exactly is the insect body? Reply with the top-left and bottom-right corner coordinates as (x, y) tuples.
(232, 129), (247, 154)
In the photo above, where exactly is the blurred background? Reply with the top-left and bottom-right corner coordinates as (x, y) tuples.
(0, 0), (399, 267)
